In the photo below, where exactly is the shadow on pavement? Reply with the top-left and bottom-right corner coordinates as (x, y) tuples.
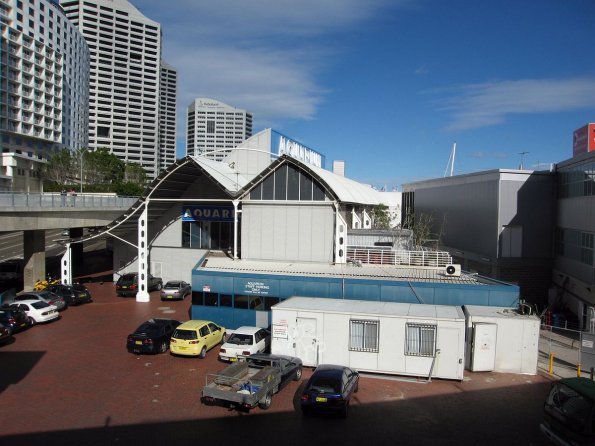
(0, 351), (45, 394)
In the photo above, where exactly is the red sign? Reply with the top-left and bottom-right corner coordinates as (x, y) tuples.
(573, 123), (595, 156)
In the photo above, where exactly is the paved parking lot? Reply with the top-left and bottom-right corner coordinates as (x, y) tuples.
(1, 280), (554, 446)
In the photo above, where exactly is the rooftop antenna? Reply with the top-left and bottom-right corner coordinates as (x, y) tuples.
(518, 151), (529, 170)
(444, 142), (457, 177)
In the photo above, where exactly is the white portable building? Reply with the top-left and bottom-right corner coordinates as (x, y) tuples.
(463, 305), (540, 375)
(271, 297), (466, 380)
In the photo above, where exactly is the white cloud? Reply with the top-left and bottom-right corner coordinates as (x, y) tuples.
(440, 77), (595, 131)
(132, 0), (405, 145)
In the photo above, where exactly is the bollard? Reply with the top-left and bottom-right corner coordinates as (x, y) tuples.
(549, 353), (554, 375)
(577, 363), (581, 377)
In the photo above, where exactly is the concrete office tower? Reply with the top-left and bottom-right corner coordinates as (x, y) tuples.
(186, 98), (253, 161)
(158, 61), (176, 172)
(0, 0), (90, 192)
(60, 0), (165, 179)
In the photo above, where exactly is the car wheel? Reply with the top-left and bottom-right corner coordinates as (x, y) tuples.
(220, 333), (226, 345)
(198, 346), (207, 359)
(354, 382), (359, 393)
(156, 282), (162, 291)
(258, 392), (272, 410)
(294, 367), (302, 381)
(159, 342), (167, 353)
(28, 316), (36, 326)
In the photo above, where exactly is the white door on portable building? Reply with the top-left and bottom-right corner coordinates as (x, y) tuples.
(296, 317), (318, 366)
(471, 323), (498, 372)
(436, 327), (464, 379)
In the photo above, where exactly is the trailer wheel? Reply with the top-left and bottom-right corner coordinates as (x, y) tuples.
(258, 392), (272, 410)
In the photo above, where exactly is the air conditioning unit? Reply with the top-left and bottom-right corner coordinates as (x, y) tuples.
(445, 264), (461, 277)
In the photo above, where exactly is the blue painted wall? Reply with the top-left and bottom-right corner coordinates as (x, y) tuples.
(191, 269), (520, 329)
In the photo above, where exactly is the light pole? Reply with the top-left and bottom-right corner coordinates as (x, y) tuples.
(518, 151), (529, 170)
(78, 148), (86, 194)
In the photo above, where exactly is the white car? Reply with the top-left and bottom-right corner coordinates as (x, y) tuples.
(9, 299), (60, 325)
(219, 326), (271, 361)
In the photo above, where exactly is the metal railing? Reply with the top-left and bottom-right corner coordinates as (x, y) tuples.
(0, 192), (137, 209)
(347, 247), (453, 267)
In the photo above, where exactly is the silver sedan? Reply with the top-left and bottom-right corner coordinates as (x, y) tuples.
(13, 290), (67, 311)
(160, 281), (191, 301)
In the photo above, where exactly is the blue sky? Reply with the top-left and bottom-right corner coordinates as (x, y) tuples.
(134, 0), (595, 189)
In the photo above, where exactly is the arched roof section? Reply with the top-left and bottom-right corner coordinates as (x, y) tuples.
(239, 155), (382, 205)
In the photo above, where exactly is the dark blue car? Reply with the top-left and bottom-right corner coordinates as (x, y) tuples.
(300, 364), (359, 418)
(126, 318), (181, 354)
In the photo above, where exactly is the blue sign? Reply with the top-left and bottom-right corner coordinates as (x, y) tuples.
(182, 205), (234, 222)
(271, 130), (325, 168)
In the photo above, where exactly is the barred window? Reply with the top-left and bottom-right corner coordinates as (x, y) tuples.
(349, 320), (379, 352)
(405, 324), (436, 357)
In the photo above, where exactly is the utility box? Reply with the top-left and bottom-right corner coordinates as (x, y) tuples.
(271, 297), (466, 380)
(464, 305), (540, 375)
(580, 332), (595, 373)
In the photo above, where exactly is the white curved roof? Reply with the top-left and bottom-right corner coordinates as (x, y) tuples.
(307, 163), (383, 205)
(190, 156), (249, 193)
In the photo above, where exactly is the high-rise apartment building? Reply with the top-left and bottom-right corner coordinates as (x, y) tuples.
(158, 61), (176, 172)
(0, 0), (90, 192)
(60, 0), (175, 179)
(186, 98), (252, 161)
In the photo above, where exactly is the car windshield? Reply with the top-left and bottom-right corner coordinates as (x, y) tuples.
(227, 333), (253, 345)
(172, 329), (197, 340)
(31, 301), (50, 309)
(164, 281), (181, 289)
(246, 357), (274, 369)
(119, 275), (136, 285)
(17, 295), (39, 301)
(38, 291), (55, 299)
(308, 376), (340, 394)
(136, 324), (160, 335)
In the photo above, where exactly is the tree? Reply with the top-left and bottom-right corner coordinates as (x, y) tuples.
(84, 148), (125, 184)
(124, 162), (148, 185)
(42, 148), (75, 186)
(42, 147), (148, 194)
(403, 211), (445, 249)
(369, 204), (392, 229)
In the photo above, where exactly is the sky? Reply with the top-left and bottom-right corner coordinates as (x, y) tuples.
(132, 0), (595, 189)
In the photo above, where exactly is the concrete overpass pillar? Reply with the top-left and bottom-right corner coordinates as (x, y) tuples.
(69, 227), (84, 277)
(23, 229), (45, 291)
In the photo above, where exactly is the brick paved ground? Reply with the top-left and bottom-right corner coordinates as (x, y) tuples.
(0, 275), (554, 446)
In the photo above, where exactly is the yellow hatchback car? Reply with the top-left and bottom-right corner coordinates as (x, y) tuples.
(170, 320), (226, 358)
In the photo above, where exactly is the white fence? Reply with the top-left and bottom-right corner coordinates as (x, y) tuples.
(0, 192), (137, 208)
(347, 247), (453, 267)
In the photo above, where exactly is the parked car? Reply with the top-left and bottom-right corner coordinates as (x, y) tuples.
(14, 290), (67, 311)
(116, 273), (163, 297)
(126, 318), (182, 354)
(160, 281), (191, 301)
(219, 326), (271, 361)
(0, 305), (30, 332)
(300, 364), (359, 418)
(170, 320), (225, 358)
(9, 300), (60, 325)
(541, 377), (595, 446)
(0, 322), (13, 344)
(46, 283), (93, 306)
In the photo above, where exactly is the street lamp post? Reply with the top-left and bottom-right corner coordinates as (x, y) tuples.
(78, 148), (85, 194)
